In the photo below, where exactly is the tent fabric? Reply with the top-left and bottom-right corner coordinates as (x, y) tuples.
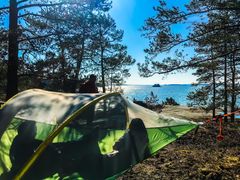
(0, 89), (198, 179)
(126, 98), (198, 128)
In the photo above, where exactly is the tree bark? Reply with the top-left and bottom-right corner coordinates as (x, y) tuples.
(210, 21), (216, 118)
(73, 38), (85, 92)
(223, 43), (228, 122)
(6, 0), (19, 100)
(211, 49), (216, 118)
(230, 52), (236, 122)
(101, 48), (106, 93)
(110, 71), (113, 92)
(57, 34), (67, 92)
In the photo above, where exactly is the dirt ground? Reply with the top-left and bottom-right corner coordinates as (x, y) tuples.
(118, 106), (240, 180)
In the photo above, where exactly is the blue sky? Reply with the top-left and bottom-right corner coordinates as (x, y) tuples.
(0, 0), (197, 85)
(109, 0), (197, 85)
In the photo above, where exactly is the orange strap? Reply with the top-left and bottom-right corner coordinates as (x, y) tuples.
(223, 109), (240, 117)
(205, 109), (240, 141)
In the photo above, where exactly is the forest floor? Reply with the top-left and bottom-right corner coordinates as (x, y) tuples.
(118, 105), (240, 180)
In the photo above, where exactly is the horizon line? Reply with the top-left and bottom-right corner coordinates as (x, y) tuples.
(122, 83), (205, 86)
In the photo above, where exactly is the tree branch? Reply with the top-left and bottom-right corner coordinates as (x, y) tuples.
(17, 32), (69, 43)
(140, 48), (240, 77)
(17, 0), (28, 5)
(150, 23), (240, 53)
(153, 7), (240, 24)
(18, 13), (68, 22)
(18, 2), (65, 10)
(0, 6), (9, 11)
(17, 2), (83, 11)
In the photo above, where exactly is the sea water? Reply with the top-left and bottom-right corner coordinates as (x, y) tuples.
(121, 84), (198, 106)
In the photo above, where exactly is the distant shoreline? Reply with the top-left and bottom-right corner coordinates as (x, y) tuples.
(121, 84), (207, 86)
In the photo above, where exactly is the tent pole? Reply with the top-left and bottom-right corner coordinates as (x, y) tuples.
(14, 92), (121, 180)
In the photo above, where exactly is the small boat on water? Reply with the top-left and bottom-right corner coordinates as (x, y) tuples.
(152, 84), (161, 87)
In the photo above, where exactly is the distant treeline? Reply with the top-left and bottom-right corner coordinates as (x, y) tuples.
(133, 91), (179, 112)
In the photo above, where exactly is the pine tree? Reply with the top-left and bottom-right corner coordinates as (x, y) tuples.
(139, 0), (240, 120)
(0, 0), (111, 99)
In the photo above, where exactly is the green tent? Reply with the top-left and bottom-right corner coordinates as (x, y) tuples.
(0, 89), (198, 179)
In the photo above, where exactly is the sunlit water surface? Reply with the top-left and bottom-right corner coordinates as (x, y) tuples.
(121, 84), (198, 106)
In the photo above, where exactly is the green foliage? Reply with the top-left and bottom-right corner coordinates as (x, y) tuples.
(0, 0), (135, 96)
(87, 14), (135, 92)
(133, 92), (163, 111)
(162, 97), (179, 106)
(139, 0), (240, 120)
(134, 92), (179, 111)
(144, 91), (159, 107)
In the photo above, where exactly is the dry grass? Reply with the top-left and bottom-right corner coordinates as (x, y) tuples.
(161, 105), (212, 122)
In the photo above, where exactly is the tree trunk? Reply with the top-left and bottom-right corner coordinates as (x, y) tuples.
(6, 0), (18, 100)
(110, 71), (113, 92)
(100, 48), (106, 93)
(73, 38), (85, 92)
(223, 43), (228, 122)
(212, 68), (216, 117)
(230, 52), (236, 122)
(57, 35), (66, 92)
(211, 49), (216, 118)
